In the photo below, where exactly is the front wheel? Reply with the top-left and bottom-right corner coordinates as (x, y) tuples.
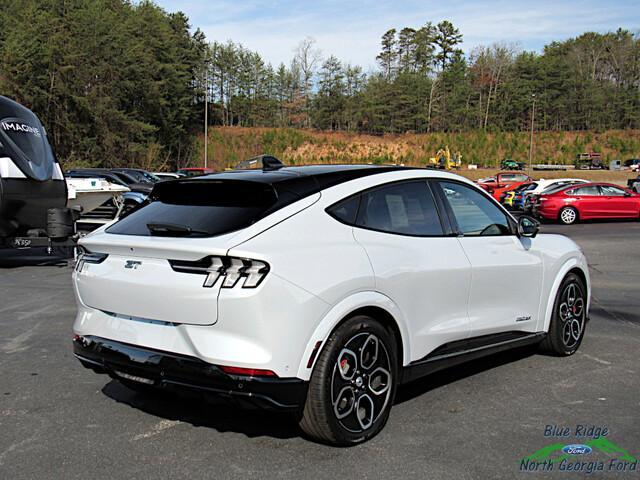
(559, 206), (578, 225)
(539, 273), (587, 356)
(298, 315), (398, 445)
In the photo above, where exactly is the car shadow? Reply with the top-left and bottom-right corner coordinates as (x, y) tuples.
(101, 380), (301, 440)
(394, 346), (537, 405)
(101, 347), (539, 441)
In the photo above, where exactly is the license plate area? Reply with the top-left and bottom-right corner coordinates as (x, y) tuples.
(114, 370), (155, 385)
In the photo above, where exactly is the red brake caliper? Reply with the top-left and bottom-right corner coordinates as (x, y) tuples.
(340, 358), (348, 374)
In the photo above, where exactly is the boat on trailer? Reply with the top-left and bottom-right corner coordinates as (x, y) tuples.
(66, 177), (130, 218)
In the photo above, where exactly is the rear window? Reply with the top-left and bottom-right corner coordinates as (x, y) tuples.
(107, 180), (278, 237)
(501, 174), (528, 182)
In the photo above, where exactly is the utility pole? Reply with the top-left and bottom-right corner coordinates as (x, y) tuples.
(528, 93), (536, 175)
(204, 62), (208, 169)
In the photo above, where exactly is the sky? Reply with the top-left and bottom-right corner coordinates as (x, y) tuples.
(156, 0), (639, 70)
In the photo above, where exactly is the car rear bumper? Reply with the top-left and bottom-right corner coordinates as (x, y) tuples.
(73, 335), (308, 411)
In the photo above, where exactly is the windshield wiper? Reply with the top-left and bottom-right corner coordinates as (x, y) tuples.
(146, 222), (210, 236)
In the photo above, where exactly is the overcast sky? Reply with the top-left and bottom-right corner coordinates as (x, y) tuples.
(156, 0), (639, 70)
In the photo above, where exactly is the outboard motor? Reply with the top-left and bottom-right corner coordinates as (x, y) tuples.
(0, 96), (73, 248)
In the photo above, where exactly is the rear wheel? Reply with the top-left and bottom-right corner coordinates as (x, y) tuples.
(539, 273), (587, 356)
(298, 315), (398, 445)
(559, 207), (578, 225)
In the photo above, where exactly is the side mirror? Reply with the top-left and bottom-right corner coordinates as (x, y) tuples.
(518, 215), (539, 238)
(624, 192), (632, 197)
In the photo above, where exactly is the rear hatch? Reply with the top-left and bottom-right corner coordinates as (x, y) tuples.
(76, 178), (304, 326)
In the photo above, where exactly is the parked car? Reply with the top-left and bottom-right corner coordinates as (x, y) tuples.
(72, 165), (590, 445)
(534, 182), (640, 224)
(521, 179), (588, 213)
(111, 168), (160, 184)
(624, 159), (640, 172)
(177, 167), (214, 177)
(477, 172), (532, 200)
(575, 152), (604, 170)
(500, 182), (536, 209)
(488, 178), (533, 202)
(500, 159), (525, 170)
(627, 175), (640, 193)
(153, 172), (183, 180)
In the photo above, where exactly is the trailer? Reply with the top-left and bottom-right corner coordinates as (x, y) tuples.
(0, 96), (79, 252)
(575, 152), (604, 170)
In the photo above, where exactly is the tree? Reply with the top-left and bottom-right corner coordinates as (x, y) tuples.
(413, 23), (437, 75)
(314, 56), (345, 130)
(397, 27), (417, 72)
(294, 37), (322, 127)
(377, 29), (397, 80)
(434, 21), (463, 71)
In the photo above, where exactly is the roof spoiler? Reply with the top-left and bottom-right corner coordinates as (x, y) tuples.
(235, 155), (284, 171)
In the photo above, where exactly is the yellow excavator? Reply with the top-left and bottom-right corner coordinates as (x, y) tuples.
(428, 146), (462, 170)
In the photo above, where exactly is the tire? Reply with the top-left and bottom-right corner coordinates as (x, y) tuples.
(558, 206), (578, 225)
(298, 315), (398, 446)
(539, 273), (587, 356)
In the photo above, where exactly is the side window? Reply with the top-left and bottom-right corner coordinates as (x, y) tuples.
(438, 181), (511, 236)
(327, 195), (360, 224)
(355, 181), (443, 236)
(570, 185), (600, 196)
(600, 185), (626, 196)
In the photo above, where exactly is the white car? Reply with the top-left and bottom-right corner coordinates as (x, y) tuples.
(529, 178), (588, 195)
(153, 172), (183, 180)
(522, 178), (588, 213)
(72, 165), (590, 445)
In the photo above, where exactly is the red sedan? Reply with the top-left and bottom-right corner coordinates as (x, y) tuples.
(534, 182), (640, 224)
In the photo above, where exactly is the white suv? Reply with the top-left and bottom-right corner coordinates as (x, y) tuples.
(72, 165), (590, 445)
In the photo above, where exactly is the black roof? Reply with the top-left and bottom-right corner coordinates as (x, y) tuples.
(151, 165), (417, 213)
(203, 164), (412, 185)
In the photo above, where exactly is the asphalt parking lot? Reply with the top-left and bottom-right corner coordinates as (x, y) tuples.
(1, 221), (639, 479)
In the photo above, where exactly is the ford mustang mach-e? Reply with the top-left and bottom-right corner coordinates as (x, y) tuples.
(72, 165), (590, 445)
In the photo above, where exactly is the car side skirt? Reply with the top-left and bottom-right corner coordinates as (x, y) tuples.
(400, 331), (546, 384)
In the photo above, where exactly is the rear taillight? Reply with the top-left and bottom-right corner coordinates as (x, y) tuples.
(169, 256), (269, 289)
(75, 248), (108, 272)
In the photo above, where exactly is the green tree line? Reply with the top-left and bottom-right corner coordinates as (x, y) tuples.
(0, 0), (206, 168)
(204, 23), (640, 134)
(0, 0), (638, 168)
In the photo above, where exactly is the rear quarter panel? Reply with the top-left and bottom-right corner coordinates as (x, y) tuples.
(531, 234), (590, 332)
